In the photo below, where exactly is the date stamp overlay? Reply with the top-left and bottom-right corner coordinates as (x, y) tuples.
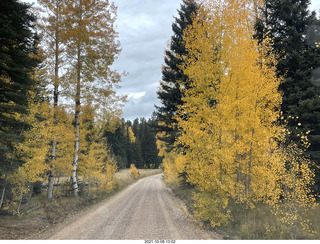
(144, 240), (176, 244)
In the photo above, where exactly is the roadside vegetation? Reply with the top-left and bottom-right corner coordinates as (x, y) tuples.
(168, 181), (320, 239)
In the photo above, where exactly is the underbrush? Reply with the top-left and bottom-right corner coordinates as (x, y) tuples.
(167, 182), (320, 240)
(0, 168), (162, 240)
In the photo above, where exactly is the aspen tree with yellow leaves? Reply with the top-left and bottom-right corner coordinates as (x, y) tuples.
(177, 0), (282, 212)
(37, 0), (69, 201)
(78, 103), (117, 198)
(162, 0), (317, 234)
(130, 164), (139, 180)
(62, 0), (124, 197)
(3, 93), (51, 214)
(266, 126), (318, 239)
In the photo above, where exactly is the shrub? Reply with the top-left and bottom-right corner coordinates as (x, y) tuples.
(130, 164), (139, 179)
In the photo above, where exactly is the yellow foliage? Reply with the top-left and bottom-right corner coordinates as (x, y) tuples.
(268, 141), (318, 238)
(13, 94), (52, 183)
(162, 152), (180, 184)
(178, 0), (282, 208)
(193, 191), (230, 228)
(162, 0), (318, 229)
(78, 104), (117, 197)
(130, 164), (139, 179)
(125, 126), (136, 143)
(5, 93), (52, 214)
(51, 106), (74, 176)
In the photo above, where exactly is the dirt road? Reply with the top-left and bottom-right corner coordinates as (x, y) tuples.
(43, 174), (220, 240)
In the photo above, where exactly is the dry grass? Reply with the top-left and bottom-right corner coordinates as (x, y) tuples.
(166, 182), (320, 240)
(0, 168), (162, 240)
(115, 168), (162, 190)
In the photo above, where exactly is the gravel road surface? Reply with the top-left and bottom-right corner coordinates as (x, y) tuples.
(44, 174), (220, 240)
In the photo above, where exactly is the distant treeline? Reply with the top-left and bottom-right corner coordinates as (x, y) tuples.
(104, 117), (162, 170)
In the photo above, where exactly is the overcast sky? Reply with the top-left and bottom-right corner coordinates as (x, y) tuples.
(111, 0), (182, 121)
(24, 0), (320, 121)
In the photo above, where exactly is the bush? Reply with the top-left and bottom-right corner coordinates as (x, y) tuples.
(130, 164), (139, 179)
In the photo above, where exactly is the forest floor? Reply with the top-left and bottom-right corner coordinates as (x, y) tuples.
(0, 168), (162, 240)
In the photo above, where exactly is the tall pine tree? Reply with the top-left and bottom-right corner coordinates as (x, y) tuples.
(254, 0), (320, 192)
(155, 0), (198, 150)
(0, 0), (39, 208)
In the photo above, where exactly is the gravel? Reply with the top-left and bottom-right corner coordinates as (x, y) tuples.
(41, 174), (221, 240)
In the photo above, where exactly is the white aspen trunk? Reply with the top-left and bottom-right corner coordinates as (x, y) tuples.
(0, 157), (13, 209)
(47, 172), (54, 200)
(72, 110), (80, 197)
(48, 76), (58, 200)
(72, 134), (79, 197)
(72, 44), (81, 197)
(0, 175), (8, 209)
(17, 192), (23, 214)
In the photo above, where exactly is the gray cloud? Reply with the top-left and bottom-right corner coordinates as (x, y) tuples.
(112, 0), (182, 121)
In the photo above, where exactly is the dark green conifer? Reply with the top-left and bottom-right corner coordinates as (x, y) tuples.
(0, 0), (39, 207)
(255, 0), (320, 192)
(155, 0), (198, 150)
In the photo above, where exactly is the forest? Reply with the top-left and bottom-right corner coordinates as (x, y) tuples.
(1, 0), (320, 240)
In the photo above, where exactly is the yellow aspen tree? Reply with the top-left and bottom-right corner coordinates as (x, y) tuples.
(79, 140), (117, 198)
(37, 0), (70, 200)
(63, 0), (123, 197)
(50, 106), (74, 178)
(4, 93), (51, 214)
(126, 126), (136, 144)
(78, 103), (117, 198)
(267, 127), (318, 239)
(130, 164), (139, 180)
(156, 129), (180, 184)
(175, 0), (283, 227)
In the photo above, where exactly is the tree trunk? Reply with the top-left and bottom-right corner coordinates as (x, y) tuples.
(72, 95), (80, 197)
(0, 174), (8, 209)
(47, 172), (54, 200)
(17, 191), (23, 214)
(48, 15), (61, 201)
(72, 46), (81, 197)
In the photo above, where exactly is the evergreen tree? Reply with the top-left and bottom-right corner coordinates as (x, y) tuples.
(105, 117), (161, 169)
(131, 118), (144, 168)
(155, 0), (198, 150)
(255, 0), (320, 192)
(141, 118), (161, 168)
(0, 0), (39, 208)
(104, 120), (128, 169)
